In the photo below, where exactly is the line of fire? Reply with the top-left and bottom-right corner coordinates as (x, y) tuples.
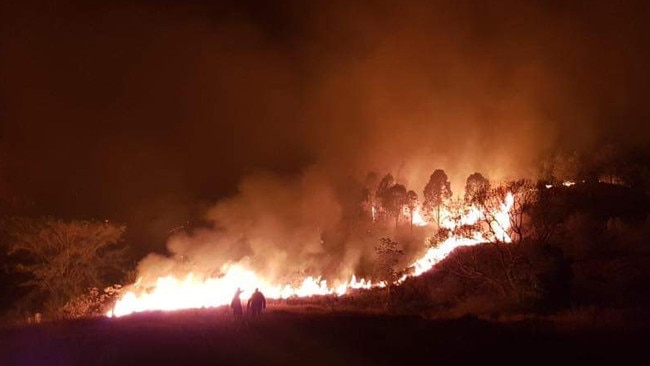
(85, 169), (634, 321)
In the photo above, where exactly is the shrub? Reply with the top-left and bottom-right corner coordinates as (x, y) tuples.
(61, 284), (123, 319)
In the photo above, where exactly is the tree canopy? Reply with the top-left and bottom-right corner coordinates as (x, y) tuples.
(1, 217), (129, 316)
(464, 172), (490, 205)
(423, 169), (452, 224)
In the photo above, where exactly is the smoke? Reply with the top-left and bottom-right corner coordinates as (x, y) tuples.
(301, 0), (650, 189)
(132, 0), (650, 283)
(2, 1), (648, 283)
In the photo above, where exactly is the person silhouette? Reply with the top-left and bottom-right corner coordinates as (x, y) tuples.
(247, 288), (266, 319)
(230, 288), (244, 321)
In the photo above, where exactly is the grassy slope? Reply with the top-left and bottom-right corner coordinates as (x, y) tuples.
(1, 305), (648, 366)
(2, 182), (649, 364)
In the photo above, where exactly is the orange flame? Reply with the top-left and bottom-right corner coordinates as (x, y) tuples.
(107, 192), (514, 318)
(411, 207), (428, 227)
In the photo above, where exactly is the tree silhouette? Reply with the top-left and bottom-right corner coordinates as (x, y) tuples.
(375, 237), (404, 305)
(464, 172), (490, 205)
(383, 184), (407, 228)
(406, 190), (418, 232)
(1, 217), (129, 317)
(362, 171), (380, 222)
(423, 169), (452, 225)
(375, 173), (395, 222)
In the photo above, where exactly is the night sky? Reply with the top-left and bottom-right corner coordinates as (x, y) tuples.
(1, 0), (649, 255)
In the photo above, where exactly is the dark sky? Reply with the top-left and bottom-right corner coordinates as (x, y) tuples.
(1, 0), (649, 255)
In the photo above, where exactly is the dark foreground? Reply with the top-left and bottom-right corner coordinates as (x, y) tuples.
(1, 307), (648, 366)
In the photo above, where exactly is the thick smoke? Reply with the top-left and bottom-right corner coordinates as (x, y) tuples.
(302, 0), (650, 188)
(164, 168), (357, 280)
(133, 0), (650, 284)
(139, 166), (433, 285)
(2, 1), (648, 283)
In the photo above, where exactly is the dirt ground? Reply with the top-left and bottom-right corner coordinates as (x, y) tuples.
(1, 306), (648, 366)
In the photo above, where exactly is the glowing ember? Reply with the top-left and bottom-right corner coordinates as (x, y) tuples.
(546, 181), (577, 189)
(107, 191), (514, 318)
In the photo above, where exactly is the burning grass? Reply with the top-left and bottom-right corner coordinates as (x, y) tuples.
(105, 187), (516, 318)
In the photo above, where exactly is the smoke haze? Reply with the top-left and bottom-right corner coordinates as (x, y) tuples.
(1, 0), (649, 278)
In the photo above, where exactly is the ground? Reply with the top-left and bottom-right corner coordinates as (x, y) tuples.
(1, 305), (648, 366)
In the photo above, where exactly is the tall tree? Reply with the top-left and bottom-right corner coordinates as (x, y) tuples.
(383, 184), (407, 228)
(423, 169), (452, 225)
(375, 237), (404, 306)
(406, 190), (418, 232)
(362, 171), (380, 222)
(464, 172), (490, 205)
(1, 217), (129, 317)
(444, 180), (570, 307)
(375, 173), (395, 222)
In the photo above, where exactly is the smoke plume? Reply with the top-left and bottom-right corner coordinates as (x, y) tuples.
(2, 0), (648, 282)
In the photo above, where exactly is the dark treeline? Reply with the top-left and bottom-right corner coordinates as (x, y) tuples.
(388, 180), (650, 318)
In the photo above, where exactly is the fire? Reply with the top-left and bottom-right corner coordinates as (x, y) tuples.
(410, 192), (514, 276)
(411, 207), (428, 227)
(107, 191), (515, 318)
(107, 263), (379, 317)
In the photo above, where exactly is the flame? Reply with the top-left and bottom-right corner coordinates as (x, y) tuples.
(108, 265), (379, 317)
(107, 192), (515, 318)
(411, 207), (428, 227)
(410, 192), (514, 276)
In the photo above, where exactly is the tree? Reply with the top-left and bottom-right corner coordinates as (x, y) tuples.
(474, 179), (535, 245)
(383, 184), (407, 228)
(375, 237), (404, 306)
(453, 180), (546, 304)
(423, 169), (452, 225)
(406, 190), (418, 232)
(362, 171), (380, 222)
(375, 173), (395, 222)
(376, 173), (395, 199)
(464, 172), (490, 205)
(478, 179), (562, 246)
(1, 217), (129, 317)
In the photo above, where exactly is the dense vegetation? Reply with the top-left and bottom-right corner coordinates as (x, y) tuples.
(357, 181), (650, 321)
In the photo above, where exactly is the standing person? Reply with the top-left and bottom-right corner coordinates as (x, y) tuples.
(230, 288), (244, 321)
(247, 288), (266, 319)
